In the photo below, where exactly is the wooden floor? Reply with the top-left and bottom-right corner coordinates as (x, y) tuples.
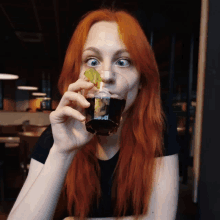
(0, 149), (198, 220)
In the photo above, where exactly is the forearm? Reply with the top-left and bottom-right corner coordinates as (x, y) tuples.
(8, 145), (77, 220)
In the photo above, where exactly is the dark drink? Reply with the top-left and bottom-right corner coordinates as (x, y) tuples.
(85, 97), (126, 136)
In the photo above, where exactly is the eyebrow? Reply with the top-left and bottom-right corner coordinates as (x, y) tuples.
(83, 47), (129, 57)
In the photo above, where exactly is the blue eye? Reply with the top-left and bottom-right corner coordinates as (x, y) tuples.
(86, 58), (99, 67)
(116, 59), (130, 67)
(85, 58), (131, 67)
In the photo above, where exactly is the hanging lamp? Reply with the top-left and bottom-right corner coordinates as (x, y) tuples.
(0, 73), (19, 80)
(17, 56), (39, 91)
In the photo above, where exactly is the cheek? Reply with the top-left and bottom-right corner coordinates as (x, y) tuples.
(79, 65), (87, 79)
(123, 85), (139, 113)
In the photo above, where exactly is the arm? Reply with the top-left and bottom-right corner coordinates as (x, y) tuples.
(145, 153), (179, 220)
(7, 145), (77, 220)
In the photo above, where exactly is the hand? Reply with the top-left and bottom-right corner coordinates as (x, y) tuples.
(49, 78), (95, 154)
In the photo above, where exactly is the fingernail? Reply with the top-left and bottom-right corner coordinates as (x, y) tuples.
(85, 100), (90, 106)
(80, 115), (86, 120)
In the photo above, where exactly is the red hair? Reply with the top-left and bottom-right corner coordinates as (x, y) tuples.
(57, 7), (166, 220)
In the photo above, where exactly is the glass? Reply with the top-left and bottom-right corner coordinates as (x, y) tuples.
(81, 70), (129, 136)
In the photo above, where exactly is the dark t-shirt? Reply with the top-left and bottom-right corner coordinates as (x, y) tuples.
(30, 105), (181, 219)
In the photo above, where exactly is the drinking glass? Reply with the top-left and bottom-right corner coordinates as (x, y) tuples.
(81, 70), (129, 136)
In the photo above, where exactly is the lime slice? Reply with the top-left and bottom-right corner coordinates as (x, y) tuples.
(84, 68), (102, 89)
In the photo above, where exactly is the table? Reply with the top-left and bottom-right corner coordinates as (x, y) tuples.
(17, 132), (41, 175)
(0, 136), (20, 163)
(0, 136), (20, 144)
(0, 132), (41, 144)
(18, 131), (42, 137)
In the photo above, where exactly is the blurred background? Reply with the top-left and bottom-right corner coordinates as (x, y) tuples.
(0, 0), (200, 112)
(0, 0), (203, 219)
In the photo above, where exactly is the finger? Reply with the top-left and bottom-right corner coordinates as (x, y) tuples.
(54, 106), (86, 122)
(67, 79), (94, 93)
(81, 75), (91, 82)
(59, 91), (90, 109)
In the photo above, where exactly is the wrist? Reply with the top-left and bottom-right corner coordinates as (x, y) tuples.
(50, 144), (77, 163)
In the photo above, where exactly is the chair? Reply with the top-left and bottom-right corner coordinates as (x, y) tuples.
(18, 133), (42, 182)
(0, 124), (23, 137)
(22, 124), (48, 134)
(0, 125), (23, 160)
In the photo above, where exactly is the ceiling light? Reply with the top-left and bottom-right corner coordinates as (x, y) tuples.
(0, 73), (19, 80)
(35, 97), (51, 100)
(32, 92), (47, 96)
(17, 86), (38, 90)
(42, 97), (51, 100)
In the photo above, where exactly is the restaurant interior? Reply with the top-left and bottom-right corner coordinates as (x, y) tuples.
(0, 0), (202, 219)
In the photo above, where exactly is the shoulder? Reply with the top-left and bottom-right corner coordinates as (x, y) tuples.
(30, 124), (54, 164)
(154, 153), (179, 177)
(155, 153), (179, 175)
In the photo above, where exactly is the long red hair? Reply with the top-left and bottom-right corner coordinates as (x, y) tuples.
(57, 7), (166, 220)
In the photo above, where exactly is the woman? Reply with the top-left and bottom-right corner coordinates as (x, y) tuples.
(8, 7), (180, 220)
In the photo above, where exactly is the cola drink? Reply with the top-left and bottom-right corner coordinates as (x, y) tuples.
(85, 97), (126, 136)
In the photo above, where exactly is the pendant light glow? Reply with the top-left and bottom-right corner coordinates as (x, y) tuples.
(0, 73), (19, 80)
(17, 86), (38, 90)
(32, 92), (47, 96)
(36, 97), (51, 100)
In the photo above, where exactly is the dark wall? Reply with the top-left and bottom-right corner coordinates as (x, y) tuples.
(197, 0), (220, 219)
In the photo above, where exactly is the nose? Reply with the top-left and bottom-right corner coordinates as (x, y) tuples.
(100, 70), (116, 84)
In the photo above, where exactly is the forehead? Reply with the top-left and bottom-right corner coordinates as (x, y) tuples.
(83, 21), (126, 49)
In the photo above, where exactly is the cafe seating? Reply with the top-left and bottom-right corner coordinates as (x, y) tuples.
(0, 124), (48, 200)
(18, 133), (40, 182)
(0, 125), (23, 161)
(0, 124), (23, 149)
(0, 124), (23, 201)
(17, 126), (48, 182)
(0, 124), (23, 137)
(22, 124), (48, 133)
